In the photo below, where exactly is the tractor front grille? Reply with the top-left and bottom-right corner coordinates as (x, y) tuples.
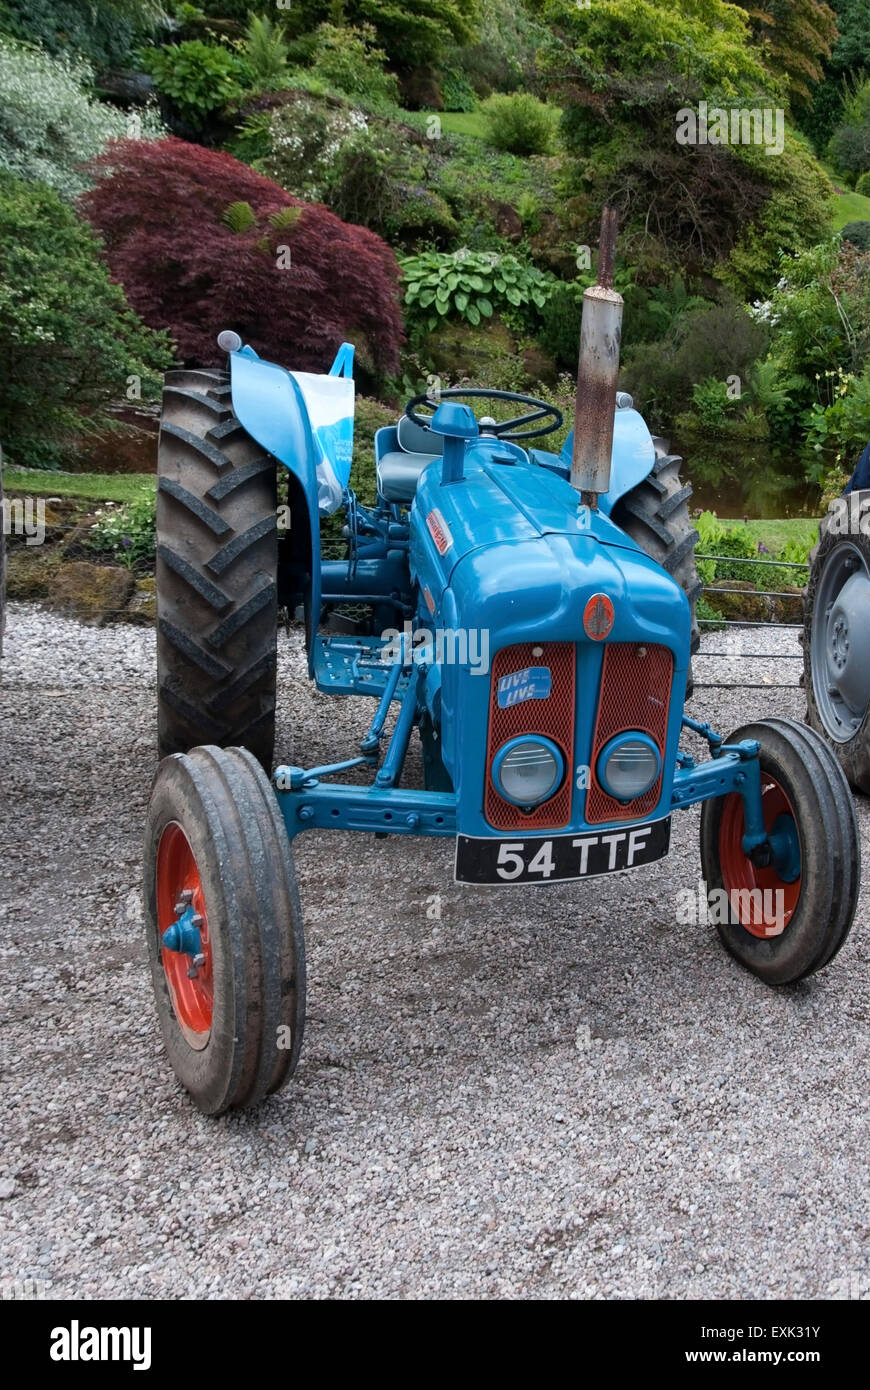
(485, 642), (575, 831)
(585, 642), (673, 824)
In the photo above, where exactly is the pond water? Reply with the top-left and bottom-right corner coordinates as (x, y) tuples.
(670, 436), (822, 520)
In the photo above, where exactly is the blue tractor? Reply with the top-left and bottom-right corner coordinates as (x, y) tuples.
(145, 213), (860, 1114)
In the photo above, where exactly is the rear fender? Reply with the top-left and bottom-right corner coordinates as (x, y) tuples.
(228, 346), (321, 675)
(531, 409), (656, 517)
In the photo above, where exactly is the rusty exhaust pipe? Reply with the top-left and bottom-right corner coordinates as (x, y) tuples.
(571, 207), (623, 508)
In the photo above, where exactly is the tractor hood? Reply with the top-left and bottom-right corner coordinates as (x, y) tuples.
(410, 444), (690, 655)
(412, 442), (639, 578)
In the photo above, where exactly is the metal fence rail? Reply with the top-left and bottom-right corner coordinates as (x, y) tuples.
(694, 551), (809, 690)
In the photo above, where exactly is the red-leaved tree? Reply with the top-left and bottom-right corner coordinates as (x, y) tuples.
(79, 138), (403, 375)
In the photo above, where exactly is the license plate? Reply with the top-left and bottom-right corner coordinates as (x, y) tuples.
(454, 817), (671, 885)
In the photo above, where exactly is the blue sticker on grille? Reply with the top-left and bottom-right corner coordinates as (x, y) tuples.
(497, 666), (552, 709)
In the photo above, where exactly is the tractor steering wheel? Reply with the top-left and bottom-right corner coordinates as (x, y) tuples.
(405, 387), (563, 443)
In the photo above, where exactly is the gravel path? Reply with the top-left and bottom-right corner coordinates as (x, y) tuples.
(1, 603), (868, 1300)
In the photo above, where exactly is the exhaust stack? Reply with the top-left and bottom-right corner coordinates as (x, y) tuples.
(571, 207), (623, 508)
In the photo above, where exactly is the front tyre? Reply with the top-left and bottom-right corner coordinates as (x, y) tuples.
(699, 718), (859, 985)
(144, 745), (305, 1115)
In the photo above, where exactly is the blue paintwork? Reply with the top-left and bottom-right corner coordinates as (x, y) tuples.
(528, 408), (656, 517)
(229, 345), (323, 674)
(768, 814), (801, 883)
(162, 905), (202, 958)
(225, 338), (763, 866)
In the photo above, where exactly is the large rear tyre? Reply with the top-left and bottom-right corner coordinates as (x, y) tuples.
(156, 368), (278, 771)
(144, 745), (306, 1115)
(611, 451), (701, 658)
(803, 509), (870, 794)
(699, 718), (859, 985)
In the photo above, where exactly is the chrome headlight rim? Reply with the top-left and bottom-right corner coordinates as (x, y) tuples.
(597, 731), (662, 803)
(492, 735), (564, 808)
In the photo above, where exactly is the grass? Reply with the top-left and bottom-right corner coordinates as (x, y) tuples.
(821, 163), (870, 230)
(2, 468), (155, 503)
(431, 110), (488, 139)
(738, 518), (818, 553)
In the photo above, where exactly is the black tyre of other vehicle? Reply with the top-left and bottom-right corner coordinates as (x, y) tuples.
(803, 506), (870, 794)
(144, 745), (306, 1115)
(156, 368), (278, 771)
(699, 718), (859, 986)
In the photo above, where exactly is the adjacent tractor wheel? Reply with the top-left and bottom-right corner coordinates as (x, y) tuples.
(157, 368), (278, 771)
(803, 510), (870, 793)
(612, 451), (702, 657)
(144, 745), (305, 1115)
(699, 718), (859, 985)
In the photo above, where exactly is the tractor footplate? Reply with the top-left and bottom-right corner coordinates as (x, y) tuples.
(313, 634), (413, 698)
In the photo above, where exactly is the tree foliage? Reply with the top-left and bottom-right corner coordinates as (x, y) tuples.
(0, 171), (172, 467)
(282, 0), (478, 68)
(738, 1), (837, 106)
(0, 38), (162, 199)
(79, 137), (403, 375)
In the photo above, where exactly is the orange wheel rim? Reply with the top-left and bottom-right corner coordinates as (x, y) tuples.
(156, 822), (213, 1044)
(718, 775), (802, 939)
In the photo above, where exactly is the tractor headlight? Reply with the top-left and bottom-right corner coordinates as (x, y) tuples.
(493, 737), (563, 807)
(597, 733), (661, 802)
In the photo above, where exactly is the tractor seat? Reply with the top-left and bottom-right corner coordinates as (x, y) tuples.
(376, 416), (443, 503)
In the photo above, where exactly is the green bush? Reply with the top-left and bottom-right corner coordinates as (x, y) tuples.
(257, 96), (369, 201)
(0, 38), (161, 200)
(400, 249), (554, 334)
(480, 93), (559, 155)
(88, 493), (156, 569)
(842, 220), (870, 251)
(856, 172), (870, 197)
(236, 13), (291, 91)
(694, 512), (772, 589)
(0, 172), (172, 468)
(439, 67), (477, 113)
(304, 23), (399, 109)
(140, 40), (244, 127)
(0, 0), (145, 68)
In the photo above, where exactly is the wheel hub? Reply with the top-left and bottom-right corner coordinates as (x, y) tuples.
(155, 823), (213, 1045)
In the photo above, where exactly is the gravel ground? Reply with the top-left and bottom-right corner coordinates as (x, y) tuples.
(1, 603), (868, 1300)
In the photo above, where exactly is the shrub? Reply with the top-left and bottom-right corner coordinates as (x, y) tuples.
(0, 0), (144, 68)
(80, 137), (403, 375)
(304, 23), (399, 108)
(140, 40), (244, 127)
(480, 93), (559, 155)
(856, 171), (870, 197)
(88, 493), (156, 569)
(257, 95), (369, 201)
(828, 78), (870, 176)
(236, 13), (291, 91)
(842, 220), (870, 250)
(438, 66), (477, 113)
(400, 249), (554, 334)
(0, 172), (172, 468)
(0, 38), (161, 200)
